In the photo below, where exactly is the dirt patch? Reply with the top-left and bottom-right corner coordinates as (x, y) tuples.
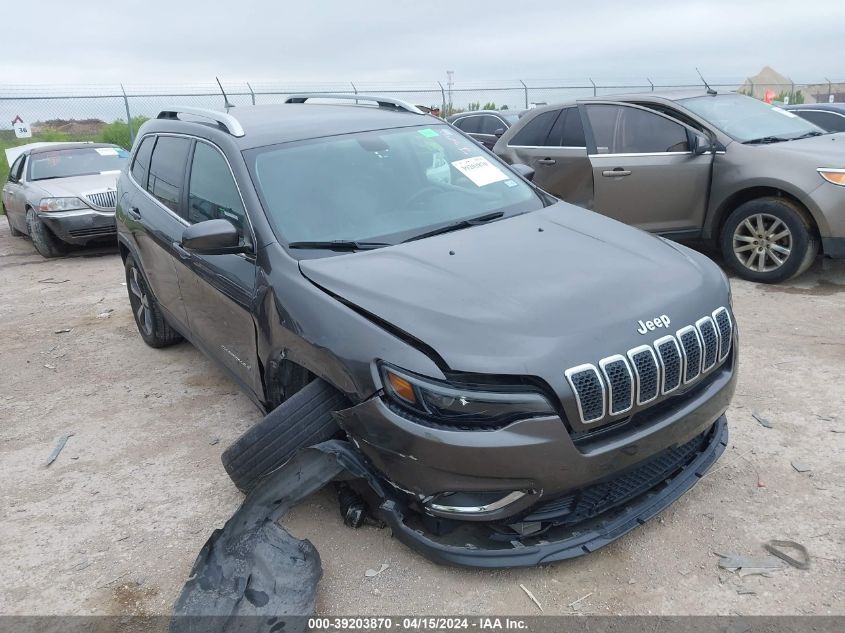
(1, 224), (843, 617)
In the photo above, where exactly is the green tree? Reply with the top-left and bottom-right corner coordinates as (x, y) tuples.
(99, 116), (149, 149)
(482, 102), (497, 110)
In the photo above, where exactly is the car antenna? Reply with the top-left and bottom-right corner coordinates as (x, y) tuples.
(216, 77), (235, 111)
(696, 68), (717, 95)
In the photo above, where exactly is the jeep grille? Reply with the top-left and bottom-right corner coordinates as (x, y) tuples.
(564, 307), (733, 425)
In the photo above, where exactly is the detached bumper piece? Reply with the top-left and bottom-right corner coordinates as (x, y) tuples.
(373, 415), (728, 568)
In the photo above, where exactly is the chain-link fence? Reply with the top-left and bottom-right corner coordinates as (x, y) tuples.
(1, 77), (843, 181)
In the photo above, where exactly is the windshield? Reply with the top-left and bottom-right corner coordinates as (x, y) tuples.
(680, 94), (825, 142)
(248, 124), (543, 246)
(28, 146), (129, 181)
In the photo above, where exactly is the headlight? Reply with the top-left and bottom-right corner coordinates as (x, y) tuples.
(38, 197), (89, 212)
(817, 169), (845, 186)
(380, 364), (556, 427)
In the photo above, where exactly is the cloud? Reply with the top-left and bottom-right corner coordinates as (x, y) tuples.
(3, 0), (843, 86)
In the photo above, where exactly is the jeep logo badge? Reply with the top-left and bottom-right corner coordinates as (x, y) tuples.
(637, 315), (671, 335)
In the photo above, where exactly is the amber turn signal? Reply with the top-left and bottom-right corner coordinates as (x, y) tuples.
(386, 371), (417, 404)
(818, 169), (845, 186)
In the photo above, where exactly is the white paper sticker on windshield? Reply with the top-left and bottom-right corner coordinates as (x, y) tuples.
(451, 156), (509, 187)
(772, 107), (798, 118)
(95, 147), (119, 156)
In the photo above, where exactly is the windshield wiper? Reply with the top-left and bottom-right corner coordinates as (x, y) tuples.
(401, 211), (505, 243)
(743, 136), (790, 145)
(791, 131), (824, 140)
(287, 240), (391, 251)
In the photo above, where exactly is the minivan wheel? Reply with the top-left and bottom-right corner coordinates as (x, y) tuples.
(124, 254), (183, 348)
(221, 378), (349, 493)
(720, 197), (817, 283)
(26, 208), (66, 258)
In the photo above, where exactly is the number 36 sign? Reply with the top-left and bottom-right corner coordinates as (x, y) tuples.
(12, 115), (32, 139)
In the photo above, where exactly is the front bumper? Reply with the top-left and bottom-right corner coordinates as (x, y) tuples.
(334, 349), (736, 523)
(368, 415), (727, 568)
(38, 208), (116, 244)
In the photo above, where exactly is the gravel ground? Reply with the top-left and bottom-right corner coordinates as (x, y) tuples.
(0, 222), (843, 617)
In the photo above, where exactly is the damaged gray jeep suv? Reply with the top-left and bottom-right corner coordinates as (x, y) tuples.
(116, 95), (736, 567)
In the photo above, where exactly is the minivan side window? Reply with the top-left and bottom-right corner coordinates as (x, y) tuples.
(187, 141), (249, 241)
(546, 108), (586, 147)
(509, 110), (559, 146)
(147, 136), (191, 213)
(130, 136), (154, 187)
(586, 104), (689, 154)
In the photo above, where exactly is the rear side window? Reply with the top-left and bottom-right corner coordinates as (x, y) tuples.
(546, 108), (586, 147)
(509, 110), (559, 146)
(479, 116), (505, 134)
(147, 136), (191, 213)
(131, 136), (154, 187)
(456, 116), (482, 134)
(187, 142), (249, 241)
(795, 110), (845, 132)
(586, 105), (689, 154)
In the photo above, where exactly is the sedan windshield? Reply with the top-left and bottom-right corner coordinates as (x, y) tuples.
(248, 124), (543, 247)
(28, 146), (129, 181)
(680, 94), (825, 143)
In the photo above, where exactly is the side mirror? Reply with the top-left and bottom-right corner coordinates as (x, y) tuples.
(692, 132), (713, 155)
(494, 128), (506, 138)
(510, 163), (536, 182)
(181, 219), (246, 255)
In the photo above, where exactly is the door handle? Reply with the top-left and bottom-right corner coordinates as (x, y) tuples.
(537, 158), (556, 165)
(602, 168), (631, 177)
(126, 206), (141, 219)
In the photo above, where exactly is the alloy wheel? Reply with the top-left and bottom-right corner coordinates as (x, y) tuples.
(732, 213), (792, 273)
(128, 266), (153, 336)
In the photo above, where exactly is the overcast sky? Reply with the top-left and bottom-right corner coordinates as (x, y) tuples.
(3, 1), (843, 87)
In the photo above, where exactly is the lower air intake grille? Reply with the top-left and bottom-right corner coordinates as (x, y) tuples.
(523, 425), (712, 525)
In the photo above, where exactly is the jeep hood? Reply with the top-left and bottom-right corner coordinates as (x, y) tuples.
(299, 202), (730, 375)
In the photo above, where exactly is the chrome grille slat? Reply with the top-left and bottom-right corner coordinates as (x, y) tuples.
(599, 355), (633, 416)
(564, 364), (605, 424)
(627, 345), (660, 405)
(85, 191), (117, 209)
(696, 316), (719, 373)
(654, 335), (682, 394)
(677, 326), (703, 384)
(564, 306), (732, 425)
(712, 307), (733, 362)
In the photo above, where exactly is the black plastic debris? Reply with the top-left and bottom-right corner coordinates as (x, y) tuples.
(170, 440), (383, 633)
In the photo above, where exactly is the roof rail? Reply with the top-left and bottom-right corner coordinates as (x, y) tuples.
(284, 93), (424, 114)
(157, 106), (245, 137)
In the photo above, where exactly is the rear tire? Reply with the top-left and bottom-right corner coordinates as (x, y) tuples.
(124, 254), (183, 348)
(4, 209), (24, 237)
(222, 379), (349, 493)
(720, 197), (817, 283)
(26, 208), (66, 258)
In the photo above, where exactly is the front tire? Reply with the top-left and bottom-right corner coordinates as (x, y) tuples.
(124, 254), (183, 348)
(26, 208), (66, 257)
(221, 379), (349, 493)
(720, 197), (817, 283)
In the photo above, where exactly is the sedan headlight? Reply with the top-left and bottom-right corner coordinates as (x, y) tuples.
(817, 169), (845, 186)
(38, 197), (89, 212)
(380, 364), (556, 427)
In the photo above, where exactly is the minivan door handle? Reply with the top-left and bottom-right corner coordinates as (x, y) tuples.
(537, 158), (556, 165)
(602, 168), (631, 177)
(126, 206), (141, 219)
